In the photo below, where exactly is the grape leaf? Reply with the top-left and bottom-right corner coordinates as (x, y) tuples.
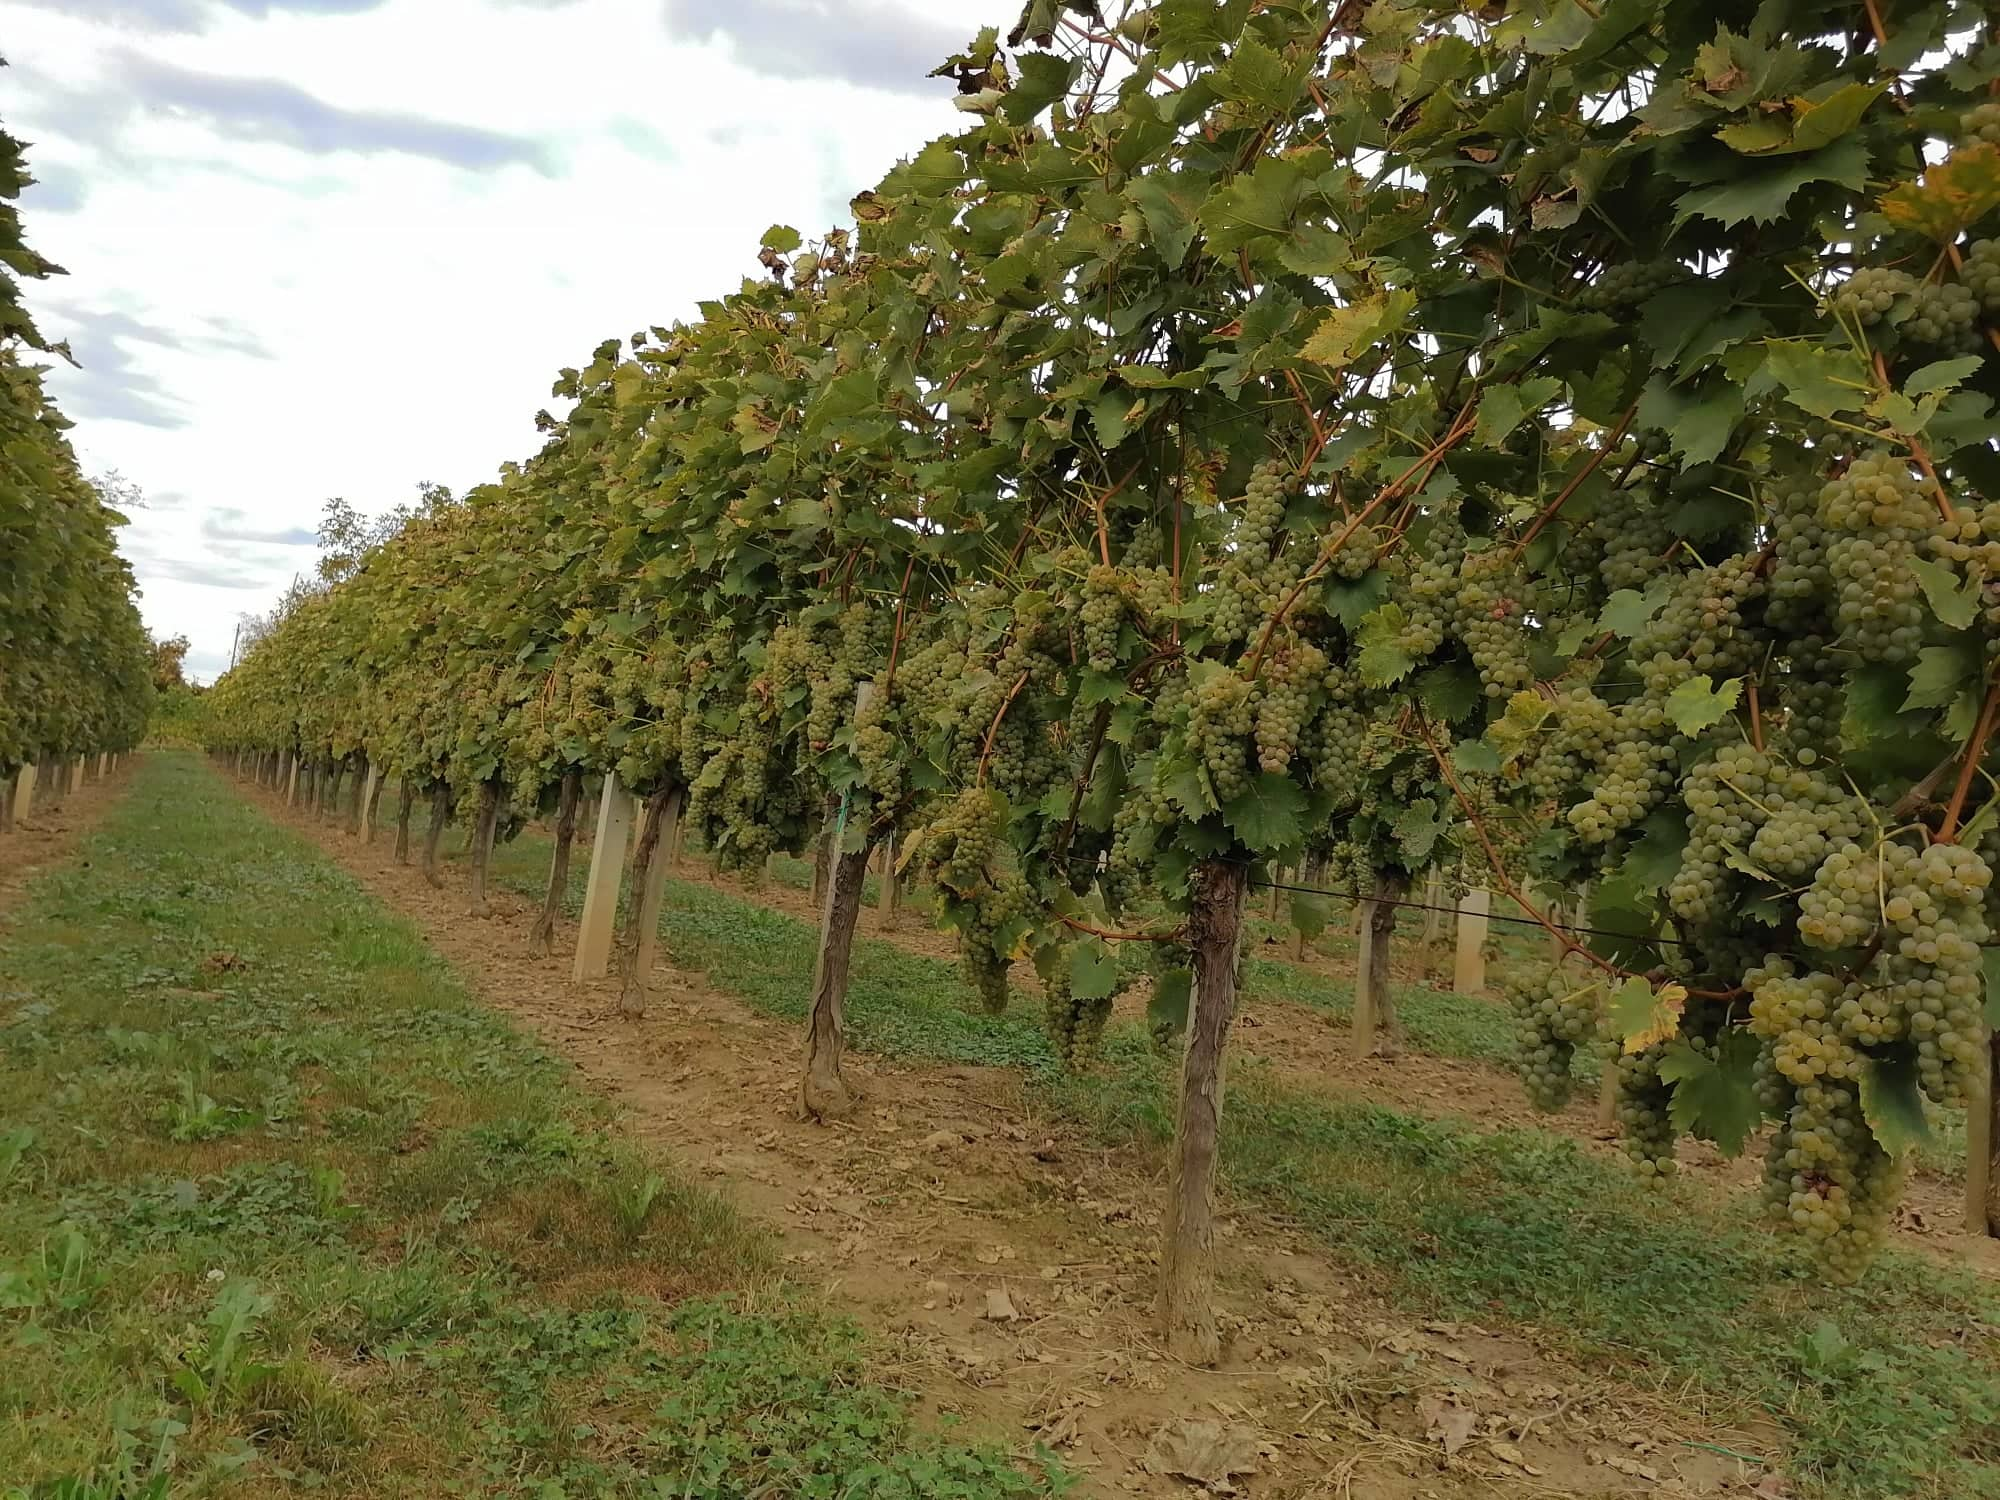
(1658, 1031), (1763, 1155)
(1908, 557), (1981, 631)
(1473, 376), (1564, 446)
(1880, 142), (2000, 242)
(1609, 977), (1687, 1054)
(1762, 339), (1866, 417)
(1128, 170), (1208, 269)
(1637, 375), (1744, 465)
(1414, 662), (1482, 722)
(1673, 138), (1869, 227)
(1070, 939), (1121, 1002)
(760, 224), (802, 253)
(1589, 876), (1666, 969)
(1356, 604), (1416, 686)
(1596, 587), (1661, 638)
(1222, 772), (1306, 852)
(1904, 642), (1981, 712)
(1148, 967), (1193, 1040)
(1394, 797), (1444, 863)
(1452, 738), (1501, 775)
(1289, 889), (1331, 940)
(1299, 290), (1416, 368)
(1906, 356), (1985, 398)
(1859, 1045), (1932, 1157)
(1324, 569), (1390, 630)
(1616, 810), (1690, 894)
(1664, 674), (1742, 735)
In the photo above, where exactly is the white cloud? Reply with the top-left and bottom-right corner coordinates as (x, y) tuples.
(1, 0), (1004, 682)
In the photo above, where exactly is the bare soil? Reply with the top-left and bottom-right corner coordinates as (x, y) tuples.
(0, 759), (136, 916)
(240, 772), (1791, 1499)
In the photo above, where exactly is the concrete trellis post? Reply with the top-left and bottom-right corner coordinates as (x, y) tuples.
(10, 764), (35, 826)
(1453, 887), (1491, 996)
(70, 758), (85, 795)
(573, 770), (637, 982)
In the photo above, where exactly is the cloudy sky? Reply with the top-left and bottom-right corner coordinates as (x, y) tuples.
(5, 0), (1003, 680)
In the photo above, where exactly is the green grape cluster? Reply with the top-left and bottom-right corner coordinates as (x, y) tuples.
(1831, 265), (1913, 326)
(962, 871), (1032, 1015)
(1821, 453), (1932, 666)
(1253, 637), (1324, 774)
(1527, 690), (1614, 805)
(1905, 281), (1982, 351)
(1672, 748), (1868, 925)
(1963, 239), (2000, 317)
(1630, 553), (1763, 698)
(924, 785), (1005, 896)
(1577, 259), (1683, 311)
(1507, 970), (1599, 1110)
(1043, 962), (1115, 1065)
(1107, 778), (1173, 911)
(1565, 698), (1675, 843)
(1961, 101), (2000, 144)
(1767, 482), (1831, 631)
(1081, 563), (1126, 672)
(1756, 1064), (1902, 1282)
(1208, 460), (1293, 644)
(1325, 522), (1377, 580)
(1790, 839), (1990, 1100)
(1613, 1042), (1679, 1182)
(1450, 548), (1533, 698)
(1590, 497), (1673, 591)
(1188, 669), (1255, 802)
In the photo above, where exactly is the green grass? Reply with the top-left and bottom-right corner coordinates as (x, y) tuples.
(491, 823), (2000, 1500)
(0, 755), (1062, 1500)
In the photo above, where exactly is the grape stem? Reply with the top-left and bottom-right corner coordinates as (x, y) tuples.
(1243, 401), (1480, 682)
(1937, 670), (2000, 844)
(1511, 400), (1638, 559)
(973, 669), (1031, 787)
(1871, 350), (1957, 521)
(1747, 680), (1765, 753)
(1094, 460), (1144, 568)
(882, 552), (920, 695)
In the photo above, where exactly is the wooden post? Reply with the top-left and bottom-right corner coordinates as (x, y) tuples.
(530, 768), (584, 956)
(666, 810), (685, 868)
(1417, 867), (1445, 980)
(285, 752), (300, 806)
(1454, 887), (1490, 995)
(1967, 1033), (1998, 1238)
(878, 832), (901, 924)
(616, 787), (680, 1017)
(348, 759), (373, 836)
(97, 752), (108, 779)
(1351, 896), (1378, 1058)
(69, 757), (84, 795)
(573, 770), (636, 981)
(1158, 857), (1249, 1367)
(9, 764), (33, 827)
(359, 763), (383, 843)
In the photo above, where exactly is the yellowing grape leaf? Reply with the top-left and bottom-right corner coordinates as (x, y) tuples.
(1881, 143), (2000, 242)
(1609, 977), (1687, 1054)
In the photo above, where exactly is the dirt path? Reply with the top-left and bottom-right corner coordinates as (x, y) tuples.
(670, 856), (1996, 1271)
(231, 766), (1782, 1499)
(0, 758), (137, 917)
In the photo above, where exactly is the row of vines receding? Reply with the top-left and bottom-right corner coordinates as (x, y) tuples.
(1, 95), (153, 795)
(203, 0), (2000, 1361)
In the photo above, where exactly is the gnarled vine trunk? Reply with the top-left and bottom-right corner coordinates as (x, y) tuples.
(467, 778), (503, 917)
(393, 778), (416, 863)
(1158, 856), (1249, 1367)
(800, 824), (870, 1122)
(421, 781), (454, 889)
(323, 757), (344, 819)
(616, 787), (680, 1018)
(529, 768), (583, 957)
